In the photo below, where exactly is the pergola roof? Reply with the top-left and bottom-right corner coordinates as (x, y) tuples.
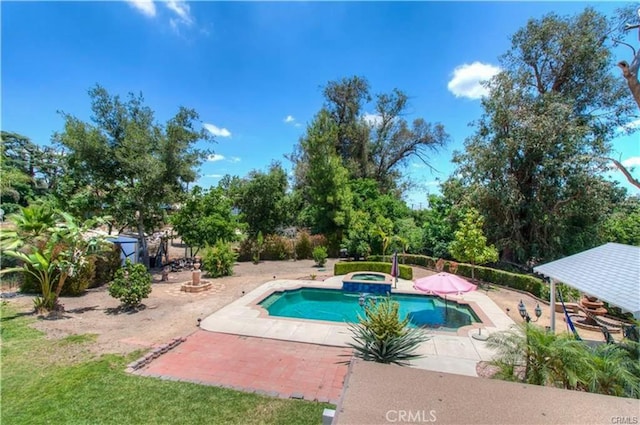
(533, 243), (640, 318)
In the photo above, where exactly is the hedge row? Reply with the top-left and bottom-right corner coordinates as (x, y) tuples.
(334, 261), (413, 280)
(370, 254), (544, 298)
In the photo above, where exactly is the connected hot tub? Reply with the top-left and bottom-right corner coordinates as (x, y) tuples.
(342, 271), (393, 294)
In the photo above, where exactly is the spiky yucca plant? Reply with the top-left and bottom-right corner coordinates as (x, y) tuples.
(347, 296), (429, 366)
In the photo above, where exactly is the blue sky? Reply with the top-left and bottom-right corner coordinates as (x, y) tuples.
(2, 1), (639, 208)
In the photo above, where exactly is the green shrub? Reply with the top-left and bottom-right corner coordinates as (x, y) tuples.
(93, 244), (122, 288)
(312, 246), (328, 267)
(61, 256), (96, 296)
(348, 296), (429, 365)
(540, 283), (581, 303)
(253, 231), (264, 264)
(370, 253), (544, 297)
(334, 261), (413, 280)
(295, 231), (313, 259)
(310, 234), (328, 249)
(202, 240), (237, 278)
(262, 234), (293, 260)
(108, 260), (152, 308)
(237, 238), (254, 262)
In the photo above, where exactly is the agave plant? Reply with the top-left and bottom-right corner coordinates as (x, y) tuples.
(347, 296), (429, 366)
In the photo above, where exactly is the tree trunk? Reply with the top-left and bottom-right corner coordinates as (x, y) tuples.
(137, 218), (149, 268)
(618, 60), (640, 110)
(55, 272), (69, 298)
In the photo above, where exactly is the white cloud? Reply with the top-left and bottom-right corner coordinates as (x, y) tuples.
(447, 62), (501, 100)
(126, 0), (156, 17)
(166, 0), (192, 24)
(166, 0), (193, 33)
(284, 115), (295, 123)
(619, 118), (640, 133)
(204, 123), (232, 138)
(229, 156), (241, 163)
(411, 163), (426, 169)
(362, 112), (382, 126)
(206, 174), (223, 178)
(207, 154), (225, 162)
(424, 180), (440, 188)
(622, 156), (640, 168)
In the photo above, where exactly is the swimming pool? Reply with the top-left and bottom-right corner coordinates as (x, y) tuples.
(259, 288), (480, 330)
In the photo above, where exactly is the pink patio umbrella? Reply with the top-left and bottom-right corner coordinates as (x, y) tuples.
(413, 272), (477, 296)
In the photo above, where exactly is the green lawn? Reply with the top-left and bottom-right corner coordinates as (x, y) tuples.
(0, 302), (331, 425)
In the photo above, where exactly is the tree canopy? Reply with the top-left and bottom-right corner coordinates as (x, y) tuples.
(449, 8), (635, 264)
(53, 85), (212, 265)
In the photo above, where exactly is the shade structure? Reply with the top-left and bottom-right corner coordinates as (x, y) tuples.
(413, 272), (477, 295)
(533, 243), (640, 319)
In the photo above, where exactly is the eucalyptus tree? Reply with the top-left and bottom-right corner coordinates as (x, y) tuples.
(452, 8), (635, 264)
(615, 4), (640, 109)
(611, 3), (640, 189)
(292, 76), (449, 195)
(54, 85), (211, 266)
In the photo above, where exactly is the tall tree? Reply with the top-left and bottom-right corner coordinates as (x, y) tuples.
(234, 162), (289, 237)
(0, 131), (64, 212)
(292, 76), (449, 195)
(297, 110), (353, 248)
(615, 4), (640, 109)
(612, 4), (640, 189)
(54, 85), (211, 266)
(452, 8), (634, 264)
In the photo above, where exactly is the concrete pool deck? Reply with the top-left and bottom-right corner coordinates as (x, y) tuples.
(199, 276), (516, 377)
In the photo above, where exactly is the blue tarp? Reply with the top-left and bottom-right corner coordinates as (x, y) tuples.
(107, 236), (139, 265)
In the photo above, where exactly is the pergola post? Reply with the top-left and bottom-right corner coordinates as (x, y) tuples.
(550, 278), (556, 332)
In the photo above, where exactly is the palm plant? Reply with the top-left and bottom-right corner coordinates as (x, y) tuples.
(487, 322), (640, 399)
(583, 343), (640, 398)
(0, 207), (110, 312)
(0, 204), (56, 251)
(486, 323), (590, 388)
(3, 248), (57, 312)
(347, 296), (429, 365)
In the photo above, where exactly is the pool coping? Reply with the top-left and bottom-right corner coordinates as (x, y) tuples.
(199, 276), (515, 376)
(343, 271), (393, 284)
(249, 283), (496, 337)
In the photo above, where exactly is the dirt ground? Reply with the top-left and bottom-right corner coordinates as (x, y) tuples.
(1, 254), (614, 358)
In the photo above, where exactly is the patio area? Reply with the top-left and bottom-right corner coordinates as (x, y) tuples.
(134, 331), (350, 404)
(198, 277), (515, 377)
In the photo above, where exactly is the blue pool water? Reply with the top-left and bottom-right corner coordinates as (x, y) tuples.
(259, 288), (480, 330)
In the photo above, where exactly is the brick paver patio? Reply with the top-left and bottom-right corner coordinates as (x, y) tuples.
(134, 331), (351, 404)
